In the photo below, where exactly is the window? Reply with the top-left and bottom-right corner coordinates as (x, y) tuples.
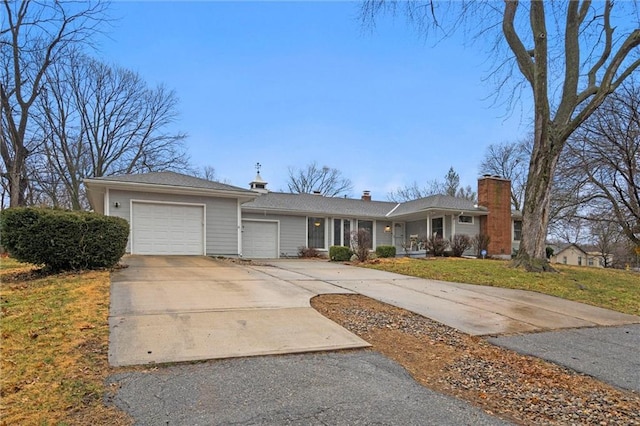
(431, 217), (444, 238)
(458, 215), (473, 224)
(563, 256), (567, 264)
(588, 258), (594, 266)
(513, 220), (523, 241)
(357, 220), (373, 249)
(333, 219), (351, 247)
(578, 256), (582, 266)
(308, 217), (325, 249)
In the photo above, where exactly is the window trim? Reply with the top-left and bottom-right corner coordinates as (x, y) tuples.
(333, 218), (352, 247)
(513, 220), (523, 242)
(458, 215), (474, 224)
(307, 216), (327, 250)
(431, 216), (444, 239)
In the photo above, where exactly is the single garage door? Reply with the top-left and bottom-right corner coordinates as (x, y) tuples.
(132, 202), (205, 255)
(242, 220), (278, 258)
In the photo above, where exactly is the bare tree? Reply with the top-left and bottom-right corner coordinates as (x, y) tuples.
(561, 80), (640, 247)
(33, 53), (188, 209)
(286, 162), (353, 197)
(387, 166), (476, 202)
(479, 139), (530, 211)
(0, 0), (107, 207)
(387, 179), (440, 202)
(195, 165), (218, 182)
(350, 229), (372, 262)
(362, 1), (640, 271)
(589, 217), (620, 268)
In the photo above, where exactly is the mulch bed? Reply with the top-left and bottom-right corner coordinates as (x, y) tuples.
(311, 294), (640, 425)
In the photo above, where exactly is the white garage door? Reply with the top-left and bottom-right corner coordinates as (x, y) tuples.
(242, 220), (278, 258)
(132, 202), (205, 255)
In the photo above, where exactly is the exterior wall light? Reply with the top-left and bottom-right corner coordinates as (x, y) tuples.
(384, 225), (392, 233)
(113, 202), (120, 208)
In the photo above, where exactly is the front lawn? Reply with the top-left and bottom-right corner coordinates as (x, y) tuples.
(0, 257), (129, 425)
(363, 258), (640, 316)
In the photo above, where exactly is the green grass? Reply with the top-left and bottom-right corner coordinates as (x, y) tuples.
(364, 258), (640, 316)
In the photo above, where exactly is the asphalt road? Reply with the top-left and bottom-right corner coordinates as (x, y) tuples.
(488, 323), (640, 393)
(106, 351), (512, 425)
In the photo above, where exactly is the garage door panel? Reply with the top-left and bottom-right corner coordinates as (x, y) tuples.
(132, 203), (204, 255)
(242, 221), (278, 259)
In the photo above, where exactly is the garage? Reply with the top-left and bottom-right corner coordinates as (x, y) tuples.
(242, 220), (278, 258)
(132, 202), (205, 255)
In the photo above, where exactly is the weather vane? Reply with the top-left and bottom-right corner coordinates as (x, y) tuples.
(255, 162), (261, 173)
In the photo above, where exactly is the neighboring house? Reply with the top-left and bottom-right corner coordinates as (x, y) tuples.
(84, 172), (520, 259)
(512, 211), (523, 254)
(550, 243), (612, 268)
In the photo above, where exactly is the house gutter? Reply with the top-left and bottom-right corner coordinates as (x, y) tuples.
(83, 178), (258, 202)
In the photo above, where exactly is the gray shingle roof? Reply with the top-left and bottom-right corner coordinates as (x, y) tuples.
(88, 171), (255, 193)
(243, 192), (398, 218)
(389, 194), (486, 217)
(244, 192), (488, 218)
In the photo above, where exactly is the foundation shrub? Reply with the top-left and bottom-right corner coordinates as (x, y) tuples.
(375, 245), (396, 258)
(329, 245), (352, 261)
(298, 246), (321, 258)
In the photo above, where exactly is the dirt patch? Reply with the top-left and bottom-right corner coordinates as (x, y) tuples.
(311, 294), (640, 425)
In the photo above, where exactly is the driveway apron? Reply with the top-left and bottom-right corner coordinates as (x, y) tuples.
(108, 256), (369, 367)
(250, 260), (640, 392)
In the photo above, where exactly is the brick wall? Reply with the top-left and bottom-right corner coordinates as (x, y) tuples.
(478, 176), (512, 257)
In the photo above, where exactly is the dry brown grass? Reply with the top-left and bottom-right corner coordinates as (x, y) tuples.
(0, 258), (130, 425)
(312, 294), (640, 425)
(364, 257), (640, 315)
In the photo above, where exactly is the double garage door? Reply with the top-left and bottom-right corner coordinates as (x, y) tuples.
(131, 202), (205, 255)
(242, 220), (278, 259)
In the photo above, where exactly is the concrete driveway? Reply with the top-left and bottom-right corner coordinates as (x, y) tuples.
(110, 256), (639, 367)
(108, 256), (369, 367)
(251, 260), (640, 336)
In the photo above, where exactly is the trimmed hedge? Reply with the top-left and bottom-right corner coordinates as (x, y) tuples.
(375, 245), (396, 258)
(329, 245), (352, 261)
(0, 208), (129, 271)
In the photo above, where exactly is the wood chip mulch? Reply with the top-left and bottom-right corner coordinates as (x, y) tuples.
(311, 294), (640, 426)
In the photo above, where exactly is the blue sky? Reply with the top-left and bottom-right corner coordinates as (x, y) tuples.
(98, 1), (532, 199)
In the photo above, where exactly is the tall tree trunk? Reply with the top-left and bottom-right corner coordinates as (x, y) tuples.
(5, 146), (28, 208)
(516, 122), (561, 271)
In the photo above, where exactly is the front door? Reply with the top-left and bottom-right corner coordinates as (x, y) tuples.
(393, 222), (405, 251)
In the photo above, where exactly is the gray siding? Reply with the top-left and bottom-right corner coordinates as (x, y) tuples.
(375, 221), (393, 247)
(453, 220), (480, 237)
(452, 217), (481, 256)
(406, 220), (427, 239)
(444, 215), (453, 239)
(108, 189), (240, 256)
(242, 212), (306, 257)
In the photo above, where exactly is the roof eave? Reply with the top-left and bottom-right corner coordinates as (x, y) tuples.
(241, 205), (389, 219)
(389, 206), (488, 219)
(83, 178), (258, 202)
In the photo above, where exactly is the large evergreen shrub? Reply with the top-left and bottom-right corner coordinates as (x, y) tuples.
(0, 208), (129, 271)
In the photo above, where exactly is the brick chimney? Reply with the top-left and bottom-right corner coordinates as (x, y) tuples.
(361, 190), (371, 201)
(477, 176), (512, 258)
